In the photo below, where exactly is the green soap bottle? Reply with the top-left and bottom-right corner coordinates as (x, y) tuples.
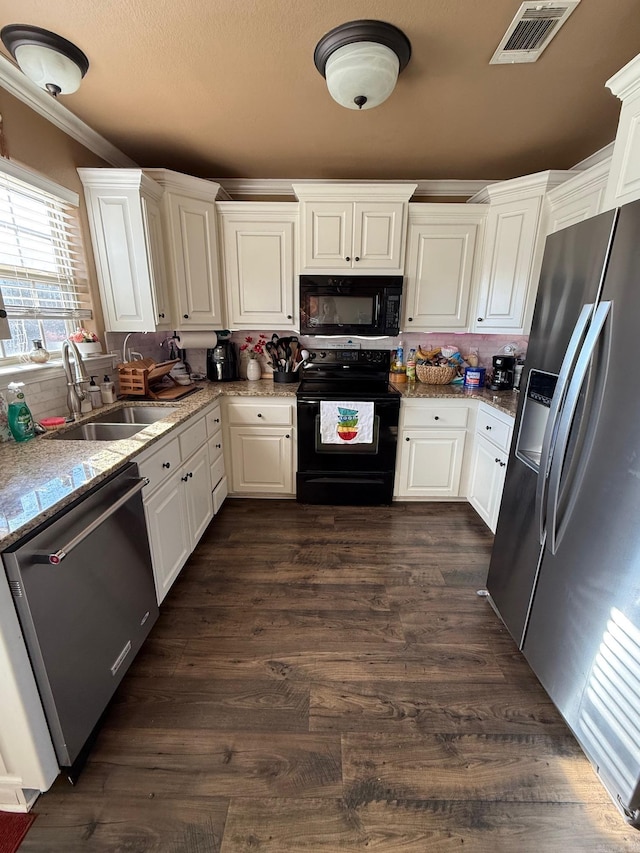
(6, 382), (35, 442)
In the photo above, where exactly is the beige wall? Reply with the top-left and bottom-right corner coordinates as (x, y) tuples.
(0, 90), (113, 338)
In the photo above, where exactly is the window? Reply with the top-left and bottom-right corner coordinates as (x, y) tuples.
(0, 160), (91, 361)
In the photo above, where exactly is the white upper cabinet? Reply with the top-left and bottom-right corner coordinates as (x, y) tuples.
(78, 169), (172, 332)
(218, 202), (298, 329)
(403, 205), (486, 332)
(293, 183), (416, 274)
(469, 171), (572, 335)
(145, 169), (224, 330)
(546, 158), (610, 235)
(604, 54), (640, 210)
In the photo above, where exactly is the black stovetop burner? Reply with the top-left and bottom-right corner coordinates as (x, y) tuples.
(296, 348), (399, 400)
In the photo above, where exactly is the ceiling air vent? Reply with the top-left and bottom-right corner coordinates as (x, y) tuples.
(490, 1), (580, 64)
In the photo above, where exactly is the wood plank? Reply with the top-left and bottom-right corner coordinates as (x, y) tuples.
(104, 676), (310, 732)
(76, 729), (343, 799)
(220, 797), (640, 853)
(175, 641), (508, 683)
(165, 579), (391, 611)
(309, 680), (568, 734)
(22, 789), (228, 853)
(151, 607), (406, 645)
(341, 732), (611, 803)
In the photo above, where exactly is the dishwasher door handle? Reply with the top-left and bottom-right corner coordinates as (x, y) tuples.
(37, 477), (149, 565)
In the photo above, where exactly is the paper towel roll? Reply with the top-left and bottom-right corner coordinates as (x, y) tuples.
(173, 331), (218, 350)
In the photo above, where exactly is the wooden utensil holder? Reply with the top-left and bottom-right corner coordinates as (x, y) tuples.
(117, 358), (190, 400)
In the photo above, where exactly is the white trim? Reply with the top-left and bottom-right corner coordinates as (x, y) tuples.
(144, 168), (222, 201)
(0, 156), (79, 205)
(216, 178), (490, 200)
(606, 52), (640, 101)
(0, 54), (137, 168)
(468, 170), (574, 204)
(546, 159), (611, 207)
(292, 181), (417, 202)
(570, 142), (615, 172)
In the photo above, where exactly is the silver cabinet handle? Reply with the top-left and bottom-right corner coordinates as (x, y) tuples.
(546, 301), (611, 556)
(535, 302), (593, 546)
(42, 477), (148, 565)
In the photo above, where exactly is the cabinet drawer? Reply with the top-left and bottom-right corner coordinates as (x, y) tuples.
(210, 454), (225, 491)
(226, 400), (293, 426)
(403, 405), (469, 429)
(476, 406), (512, 452)
(213, 475), (228, 514)
(206, 403), (222, 436)
(138, 437), (182, 495)
(208, 428), (223, 464)
(179, 414), (207, 460)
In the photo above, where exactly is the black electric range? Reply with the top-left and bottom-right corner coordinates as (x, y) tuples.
(296, 349), (401, 505)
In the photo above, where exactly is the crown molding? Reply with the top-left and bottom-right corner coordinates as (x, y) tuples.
(216, 177), (492, 200)
(570, 142), (614, 172)
(0, 54), (137, 167)
(468, 170), (574, 204)
(606, 53), (640, 101)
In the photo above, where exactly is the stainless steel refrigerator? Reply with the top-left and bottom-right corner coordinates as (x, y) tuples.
(487, 198), (640, 826)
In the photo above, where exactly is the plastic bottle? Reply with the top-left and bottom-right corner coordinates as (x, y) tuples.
(89, 376), (102, 408)
(6, 382), (35, 442)
(100, 375), (116, 405)
(406, 348), (416, 382)
(395, 340), (404, 370)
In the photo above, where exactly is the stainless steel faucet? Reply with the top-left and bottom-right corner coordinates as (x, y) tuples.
(61, 339), (90, 419)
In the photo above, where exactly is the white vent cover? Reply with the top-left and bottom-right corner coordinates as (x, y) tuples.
(490, 1), (581, 64)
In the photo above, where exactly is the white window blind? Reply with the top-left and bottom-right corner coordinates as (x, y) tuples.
(0, 165), (91, 323)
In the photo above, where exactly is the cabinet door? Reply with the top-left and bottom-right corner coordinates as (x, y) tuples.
(141, 194), (172, 329)
(84, 188), (159, 332)
(353, 202), (405, 270)
(144, 471), (191, 603)
(229, 427), (294, 494)
(222, 218), (295, 327)
(467, 435), (506, 532)
(165, 193), (224, 327)
(404, 222), (478, 330)
(302, 202), (353, 269)
(474, 196), (541, 332)
(183, 444), (213, 547)
(396, 429), (466, 497)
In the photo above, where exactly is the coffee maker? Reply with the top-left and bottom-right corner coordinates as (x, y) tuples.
(207, 341), (239, 382)
(489, 354), (516, 391)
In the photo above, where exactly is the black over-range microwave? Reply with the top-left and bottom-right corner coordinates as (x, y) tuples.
(299, 275), (402, 337)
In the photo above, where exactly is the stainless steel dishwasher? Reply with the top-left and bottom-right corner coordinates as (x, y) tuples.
(3, 462), (159, 779)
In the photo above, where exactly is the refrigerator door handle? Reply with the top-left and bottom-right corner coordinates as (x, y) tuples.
(535, 302), (594, 545)
(546, 300), (612, 555)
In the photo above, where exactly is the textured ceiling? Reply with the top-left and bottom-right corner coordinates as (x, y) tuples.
(1, 0), (639, 182)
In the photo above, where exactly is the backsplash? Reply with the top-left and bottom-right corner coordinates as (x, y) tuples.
(105, 329), (528, 378)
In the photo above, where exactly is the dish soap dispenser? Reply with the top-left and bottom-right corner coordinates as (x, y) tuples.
(6, 382), (35, 442)
(89, 376), (102, 408)
(100, 374), (116, 405)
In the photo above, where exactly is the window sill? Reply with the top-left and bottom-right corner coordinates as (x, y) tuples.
(0, 353), (117, 383)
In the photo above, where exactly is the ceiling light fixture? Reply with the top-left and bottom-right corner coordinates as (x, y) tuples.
(0, 24), (89, 97)
(314, 19), (411, 111)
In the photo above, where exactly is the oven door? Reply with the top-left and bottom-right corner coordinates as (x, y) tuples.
(297, 396), (399, 504)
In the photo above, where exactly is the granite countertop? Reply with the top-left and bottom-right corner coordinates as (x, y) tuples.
(0, 378), (516, 550)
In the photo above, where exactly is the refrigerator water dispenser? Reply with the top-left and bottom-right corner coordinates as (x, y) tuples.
(516, 370), (558, 472)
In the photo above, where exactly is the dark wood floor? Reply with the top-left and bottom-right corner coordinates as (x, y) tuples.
(21, 500), (640, 852)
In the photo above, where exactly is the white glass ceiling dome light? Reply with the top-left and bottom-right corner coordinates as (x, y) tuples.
(1, 24), (89, 96)
(314, 20), (411, 111)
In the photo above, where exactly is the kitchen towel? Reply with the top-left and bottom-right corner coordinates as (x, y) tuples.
(173, 331), (218, 350)
(320, 401), (374, 445)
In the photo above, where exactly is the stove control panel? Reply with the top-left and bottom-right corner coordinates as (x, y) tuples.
(306, 348), (390, 369)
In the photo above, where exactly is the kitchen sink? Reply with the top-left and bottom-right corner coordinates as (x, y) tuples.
(52, 423), (147, 441)
(89, 405), (179, 425)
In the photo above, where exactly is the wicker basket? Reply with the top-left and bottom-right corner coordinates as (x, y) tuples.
(416, 364), (458, 385)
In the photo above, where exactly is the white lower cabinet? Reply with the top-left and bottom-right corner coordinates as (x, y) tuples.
(394, 401), (470, 499)
(224, 398), (295, 496)
(137, 402), (227, 603)
(467, 403), (514, 532)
